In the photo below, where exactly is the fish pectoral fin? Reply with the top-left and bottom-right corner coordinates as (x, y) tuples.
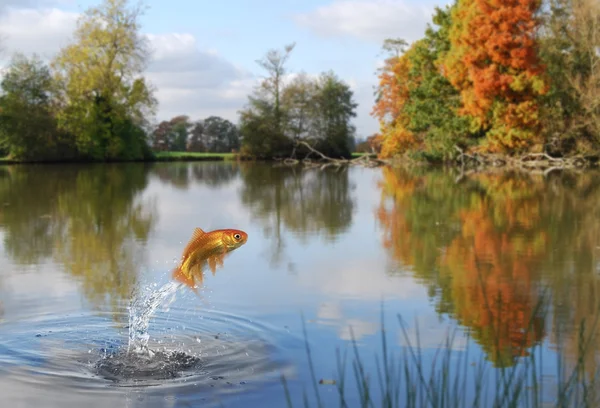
(207, 256), (218, 274)
(188, 263), (203, 281)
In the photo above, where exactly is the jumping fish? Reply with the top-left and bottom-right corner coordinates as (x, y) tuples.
(171, 227), (248, 290)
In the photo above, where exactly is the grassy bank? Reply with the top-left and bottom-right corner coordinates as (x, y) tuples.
(0, 151), (369, 165)
(152, 151), (238, 162)
(0, 152), (238, 164)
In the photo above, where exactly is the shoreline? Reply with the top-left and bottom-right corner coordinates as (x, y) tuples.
(0, 152), (371, 165)
(0, 153), (238, 165)
(2, 151), (599, 174)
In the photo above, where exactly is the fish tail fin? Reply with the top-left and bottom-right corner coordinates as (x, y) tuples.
(171, 265), (199, 294)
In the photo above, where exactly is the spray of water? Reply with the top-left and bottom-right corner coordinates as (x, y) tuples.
(127, 281), (183, 355)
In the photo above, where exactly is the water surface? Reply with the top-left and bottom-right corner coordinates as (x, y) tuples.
(1, 162), (599, 407)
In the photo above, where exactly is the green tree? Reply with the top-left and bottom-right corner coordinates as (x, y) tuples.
(256, 42), (296, 133)
(202, 116), (240, 152)
(538, 0), (600, 153)
(239, 43), (296, 158)
(281, 72), (317, 143)
(0, 53), (73, 160)
(52, 0), (157, 161)
(169, 115), (192, 151)
(187, 121), (206, 152)
(311, 71), (357, 159)
(150, 115), (191, 151)
(403, 6), (474, 160)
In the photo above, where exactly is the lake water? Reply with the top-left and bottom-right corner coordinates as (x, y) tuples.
(1, 161), (599, 407)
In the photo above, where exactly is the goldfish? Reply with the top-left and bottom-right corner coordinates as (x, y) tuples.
(171, 227), (248, 291)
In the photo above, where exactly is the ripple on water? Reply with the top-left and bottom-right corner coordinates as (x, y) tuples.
(0, 304), (296, 406)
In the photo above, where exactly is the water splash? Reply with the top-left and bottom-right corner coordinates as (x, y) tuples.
(127, 281), (182, 354)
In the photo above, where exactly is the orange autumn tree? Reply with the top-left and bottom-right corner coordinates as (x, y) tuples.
(441, 0), (549, 153)
(372, 40), (420, 158)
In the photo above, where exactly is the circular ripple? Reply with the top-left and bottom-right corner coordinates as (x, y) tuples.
(0, 302), (297, 406)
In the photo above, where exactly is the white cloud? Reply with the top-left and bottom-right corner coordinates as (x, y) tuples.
(144, 32), (255, 122)
(0, 6), (255, 125)
(0, 2), (382, 133)
(0, 7), (77, 59)
(316, 302), (379, 340)
(349, 79), (378, 137)
(293, 0), (436, 45)
(298, 256), (427, 301)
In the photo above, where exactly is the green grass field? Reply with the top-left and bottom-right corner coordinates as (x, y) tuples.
(152, 151), (237, 161)
(0, 151), (369, 164)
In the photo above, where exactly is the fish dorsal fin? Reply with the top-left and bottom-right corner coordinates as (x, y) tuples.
(181, 227), (207, 261)
(192, 227), (206, 239)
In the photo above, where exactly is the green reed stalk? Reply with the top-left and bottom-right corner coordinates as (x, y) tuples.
(281, 287), (600, 408)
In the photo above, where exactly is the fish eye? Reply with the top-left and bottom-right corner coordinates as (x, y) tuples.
(234, 233), (241, 240)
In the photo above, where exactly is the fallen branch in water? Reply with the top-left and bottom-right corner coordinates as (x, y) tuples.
(454, 145), (598, 171)
(283, 140), (389, 168)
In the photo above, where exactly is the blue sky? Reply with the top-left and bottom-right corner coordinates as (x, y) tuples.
(0, 0), (446, 138)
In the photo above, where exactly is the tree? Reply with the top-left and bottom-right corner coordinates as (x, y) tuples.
(381, 38), (408, 58)
(187, 121), (205, 152)
(281, 72), (317, 142)
(371, 41), (419, 158)
(441, 0), (549, 153)
(150, 115), (191, 151)
(0, 53), (73, 160)
(239, 44), (357, 159)
(239, 43), (296, 158)
(169, 115), (192, 151)
(202, 116), (240, 152)
(151, 120), (173, 151)
(311, 71), (358, 158)
(256, 42), (296, 133)
(538, 0), (600, 152)
(52, 0), (157, 160)
(402, 6), (474, 160)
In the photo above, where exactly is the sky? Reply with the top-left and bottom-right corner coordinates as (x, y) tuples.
(0, 0), (446, 139)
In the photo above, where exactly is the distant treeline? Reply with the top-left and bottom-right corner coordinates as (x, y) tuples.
(0, 0), (360, 163)
(151, 115), (240, 154)
(370, 0), (600, 162)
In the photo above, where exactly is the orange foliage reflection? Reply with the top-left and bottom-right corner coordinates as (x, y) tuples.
(377, 167), (547, 366)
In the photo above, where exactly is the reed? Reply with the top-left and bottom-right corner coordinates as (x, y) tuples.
(282, 293), (600, 408)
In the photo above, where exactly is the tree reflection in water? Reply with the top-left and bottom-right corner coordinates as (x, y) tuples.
(376, 166), (600, 368)
(0, 163), (157, 318)
(238, 163), (356, 266)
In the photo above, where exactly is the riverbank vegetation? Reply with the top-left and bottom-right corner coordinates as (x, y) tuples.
(371, 0), (600, 165)
(0, 0), (597, 167)
(0, 0), (156, 163)
(237, 43), (359, 160)
(0, 0), (359, 164)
